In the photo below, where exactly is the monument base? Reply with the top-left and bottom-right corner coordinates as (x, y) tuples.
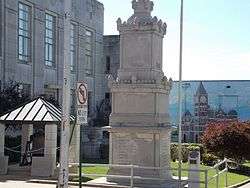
(105, 125), (176, 187)
(87, 177), (187, 188)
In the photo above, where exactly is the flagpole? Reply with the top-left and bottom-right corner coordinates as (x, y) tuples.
(178, 0), (184, 187)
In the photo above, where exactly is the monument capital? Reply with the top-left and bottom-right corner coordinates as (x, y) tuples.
(117, 0), (167, 36)
(132, 0), (154, 17)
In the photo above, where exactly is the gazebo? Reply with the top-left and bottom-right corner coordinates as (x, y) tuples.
(0, 97), (75, 177)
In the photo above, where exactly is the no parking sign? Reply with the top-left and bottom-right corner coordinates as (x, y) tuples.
(76, 82), (88, 124)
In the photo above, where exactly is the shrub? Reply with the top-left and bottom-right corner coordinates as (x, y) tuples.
(202, 153), (219, 166)
(171, 143), (206, 163)
(171, 144), (178, 162)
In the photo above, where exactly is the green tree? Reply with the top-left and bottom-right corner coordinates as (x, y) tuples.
(0, 81), (30, 115)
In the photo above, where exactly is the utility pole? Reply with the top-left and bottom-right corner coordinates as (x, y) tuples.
(58, 0), (72, 187)
(178, 0), (184, 187)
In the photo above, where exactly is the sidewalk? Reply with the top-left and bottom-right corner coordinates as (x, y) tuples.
(240, 183), (250, 188)
(0, 180), (79, 188)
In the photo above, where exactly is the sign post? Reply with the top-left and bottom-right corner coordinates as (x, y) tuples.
(76, 82), (88, 188)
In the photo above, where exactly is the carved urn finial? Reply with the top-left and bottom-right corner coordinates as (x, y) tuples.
(132, 0), (154, 17)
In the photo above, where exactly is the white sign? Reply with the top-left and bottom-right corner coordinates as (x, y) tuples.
(76, 82), (88, 124)
(77, 82), (88, 106)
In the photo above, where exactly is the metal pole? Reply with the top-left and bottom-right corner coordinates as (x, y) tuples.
(79, 125), (82, 188)
(178, 0), (184, 187)
(130, 165), (134, 188)
(216, 168), (219, 188)
(225, 160), (228, 187)
(58, 0), (72, 187)
(204, 170), (208, 188)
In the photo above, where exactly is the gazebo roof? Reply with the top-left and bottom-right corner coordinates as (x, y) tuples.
(0, 97), (74, 124)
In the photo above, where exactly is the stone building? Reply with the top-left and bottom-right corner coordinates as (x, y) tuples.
(181, 82), (238, 143)
(103, 35), (120, 101)
(0, 0), (109, 162)
(0, 0), (105, 116)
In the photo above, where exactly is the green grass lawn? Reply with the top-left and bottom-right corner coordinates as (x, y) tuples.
(80, 162), (250, 188)
(171, 162), (250, 188)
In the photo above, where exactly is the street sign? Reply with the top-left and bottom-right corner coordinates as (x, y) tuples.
(77, 82), (88, 106)
(76, 82), (88, 124)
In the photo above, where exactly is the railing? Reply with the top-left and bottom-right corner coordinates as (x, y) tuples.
(72, 158), (232, 188)
(206, 158), (231, 188)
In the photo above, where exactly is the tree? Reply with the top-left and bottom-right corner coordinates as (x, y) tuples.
(201, 121), (250, 163)
(0, 81), (30, 115)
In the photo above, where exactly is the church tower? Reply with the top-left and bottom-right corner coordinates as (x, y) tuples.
(194, 82), (209, 126)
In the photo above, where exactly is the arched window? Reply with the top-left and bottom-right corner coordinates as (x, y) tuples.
(183, 134), (187, 143)
(195, 135), (199, 143)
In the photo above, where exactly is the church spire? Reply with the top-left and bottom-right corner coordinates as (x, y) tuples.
(196, 81), (207, 95)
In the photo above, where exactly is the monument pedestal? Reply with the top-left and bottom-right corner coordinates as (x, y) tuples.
(106, 0), (176, 187)
(105, 126), (173, 187)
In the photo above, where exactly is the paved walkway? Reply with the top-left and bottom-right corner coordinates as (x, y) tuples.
(0, 180), (79, 188)
(240, 183), (250, 188)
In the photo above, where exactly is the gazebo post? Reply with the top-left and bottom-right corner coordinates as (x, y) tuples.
(31, 123), (57, 177)
(68, 124), (80, 174)
(21, 124), (33, 163)
(0, 123), (8, 174)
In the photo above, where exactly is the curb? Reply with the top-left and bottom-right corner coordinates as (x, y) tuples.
(228, 179), (250, 188)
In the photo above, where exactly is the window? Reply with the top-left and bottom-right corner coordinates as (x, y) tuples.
(85, 30), (93, 75)
(106, 56), (110, 74)
(44, 88), (57, 100)
(45, 14), (56, 67)
(18, 3), (31, 62)
(70, 24), (77, 72)
(105, 93), (110, 100)
(70, 89), (76, 114)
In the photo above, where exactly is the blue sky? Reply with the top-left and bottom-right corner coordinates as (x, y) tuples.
(99, 0), (250, 80)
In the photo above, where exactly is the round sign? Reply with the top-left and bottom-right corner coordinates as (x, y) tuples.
(77, 83), (87, 105)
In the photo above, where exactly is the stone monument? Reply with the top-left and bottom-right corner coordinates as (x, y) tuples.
(106, 0), (174, 187)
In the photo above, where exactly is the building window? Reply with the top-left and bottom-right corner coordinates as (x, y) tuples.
(45, 14), (56, 67)
(70, 89), (76, 114)
(106, 56), (110, 74)
(70, 24), (77, 72)
(85, 30), (93, 75)
(18, 3), (31, 63)
(105, 93), (110, 100)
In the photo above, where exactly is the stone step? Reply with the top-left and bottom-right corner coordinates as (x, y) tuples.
(8, 165), (31, 176)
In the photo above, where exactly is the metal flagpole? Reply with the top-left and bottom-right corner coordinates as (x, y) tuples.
(58, 0), (72, 187)
(178, 0), (184, 187)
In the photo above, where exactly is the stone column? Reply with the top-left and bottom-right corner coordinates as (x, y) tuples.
(0, 123), (8, 175)
(69, 124), (80, 174)
(44, 124), (57, 171)
(31, 124), (57, 177)
(21, 124), (33, 161)
(69, 124), (80, 163)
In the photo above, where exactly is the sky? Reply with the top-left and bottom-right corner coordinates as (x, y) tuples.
(98, 0), (250, 81)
